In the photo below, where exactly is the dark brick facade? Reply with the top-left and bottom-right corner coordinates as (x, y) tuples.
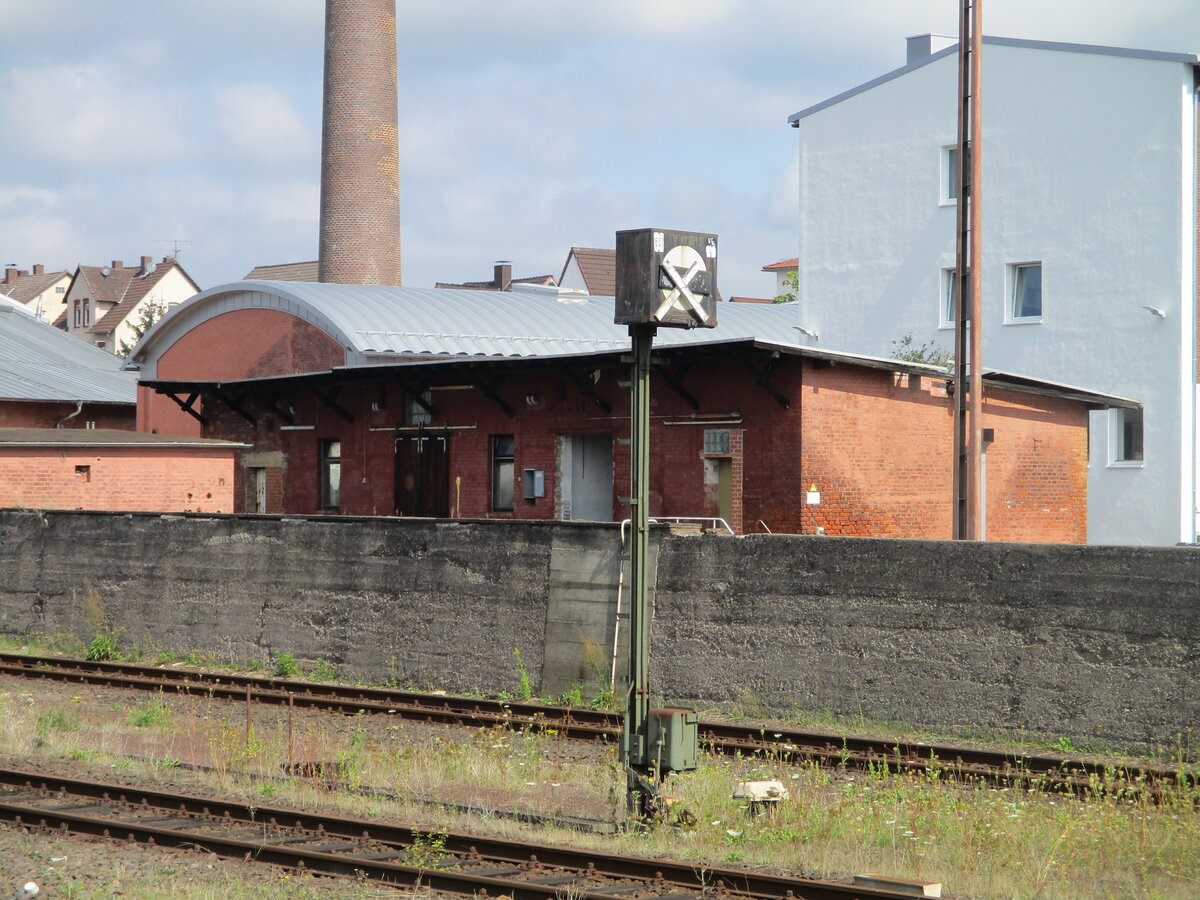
(319, 0), (402, 285)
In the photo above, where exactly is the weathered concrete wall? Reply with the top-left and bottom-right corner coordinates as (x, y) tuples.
(2, 510), (1196, 751)
(652, 534), (1200, 751)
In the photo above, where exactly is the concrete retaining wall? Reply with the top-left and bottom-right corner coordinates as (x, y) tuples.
(1, 510), (1196, 751)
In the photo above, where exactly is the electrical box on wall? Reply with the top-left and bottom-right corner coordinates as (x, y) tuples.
(523, 468), (545, 500)
(615, 228), (718, 328)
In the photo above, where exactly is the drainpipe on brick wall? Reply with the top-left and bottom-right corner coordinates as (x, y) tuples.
(55, 400), (83, 429)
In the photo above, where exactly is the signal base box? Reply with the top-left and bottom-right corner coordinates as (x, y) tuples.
(615, 228), (718, 329)
(646, 707), (699, 773)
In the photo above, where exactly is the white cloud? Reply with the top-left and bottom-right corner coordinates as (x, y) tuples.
(0, 62), (188, 169)
(211, 83), (314, 166)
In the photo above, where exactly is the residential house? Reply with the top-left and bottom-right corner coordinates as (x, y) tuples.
(125, 280), (1130, 540)
(762, 258), (798, 301)
(245, 261), (319, 282)
(787, 34), (1199, 545)
(63, 255), (199, 354)
(558, 247), (616, 296)
(0, 265), (71, 323)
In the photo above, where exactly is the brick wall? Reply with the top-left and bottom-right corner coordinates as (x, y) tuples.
(189, 346), (1088, 542)
(0, 447), (236, 512)
(0, 401), (134, 431)
(319, 0), (401, 285)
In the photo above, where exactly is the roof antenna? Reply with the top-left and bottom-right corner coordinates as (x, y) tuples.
(157, 238), (192, 259)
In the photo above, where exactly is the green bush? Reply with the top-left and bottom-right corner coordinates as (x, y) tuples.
(86, 631), (123, 661)
(273, 652), (300, 678)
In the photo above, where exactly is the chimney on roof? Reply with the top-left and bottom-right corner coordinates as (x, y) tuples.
(32, 264), (44, 275)
(494, 262), (513, 292)
(111, 260), (123, 271)
(17, 270), (28, 277)
(906, 33), (957, 64)
(161, 256), (175, 265)
(3, 268), (16, 284)
(139, 255), (153, 276)
(318, 0), (401, 286)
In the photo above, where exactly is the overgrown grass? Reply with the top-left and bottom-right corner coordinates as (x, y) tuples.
(0, 686), (1196, 899)
(128, 697), (172, 729)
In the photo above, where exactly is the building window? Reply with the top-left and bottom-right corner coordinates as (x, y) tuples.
(320, 440), (342, 509)
(1009, 262), (1042, 321)
(941, 145), (958, 204)
(74, 465), (91, 482)
(941, 268), (958, 327)
(73, 300), (81, 328)
(1111, 408), (1144, 465)
(703, 429), (731, 454)
(406, 387), (433, 426)
(55, 286), (65, 294)
(82, 300), (90, 326)
(491, 434), (514, 512)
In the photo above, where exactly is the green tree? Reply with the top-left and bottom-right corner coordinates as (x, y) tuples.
(772, 269), (798, 303)
(118, 298), (168, 356)
(890, 333), (954, 369)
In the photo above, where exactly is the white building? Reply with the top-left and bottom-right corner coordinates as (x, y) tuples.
(788, 35), (1199, 546)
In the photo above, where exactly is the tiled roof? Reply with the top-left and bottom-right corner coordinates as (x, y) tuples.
(762, 258), (798, 271)
(0, 297), (135, 404)
(0, 427), (244, 447)
(77, 265), (135, 305)
(561, 247), (616, 296)
(244, 261), (320, 281)
(0, 270), (70, 305)
(89, 261), (194, 335)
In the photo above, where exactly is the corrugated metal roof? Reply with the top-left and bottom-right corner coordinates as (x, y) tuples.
(0, 298), (136, 404)
(134, 281), (809, 370)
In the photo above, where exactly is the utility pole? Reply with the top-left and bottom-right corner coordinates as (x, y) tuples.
(953, 0), (984, 540)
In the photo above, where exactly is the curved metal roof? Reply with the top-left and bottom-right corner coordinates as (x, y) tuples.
(130, 281), (808, 377)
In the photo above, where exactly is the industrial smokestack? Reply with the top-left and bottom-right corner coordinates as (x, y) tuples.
(319, 0), (402, 285)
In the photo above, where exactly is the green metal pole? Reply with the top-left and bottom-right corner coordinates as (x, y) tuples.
(623, 322), (654, 815)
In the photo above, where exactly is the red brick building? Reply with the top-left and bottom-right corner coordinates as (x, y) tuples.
(128, 282), (1134, 541)
(0, 429), (244, 513)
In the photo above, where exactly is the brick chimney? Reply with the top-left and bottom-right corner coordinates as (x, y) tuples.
(111, 260), (123, 271)
(139, 255), (153, 275)
(318, 0), (401, 286)
(32, 264), (44, 275)
(494, 262), (512, 292)
(3, 268), (16, 284)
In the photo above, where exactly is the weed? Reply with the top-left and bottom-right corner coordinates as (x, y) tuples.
(513, 648), (533, 700)
(67, 747), (101, 762)
(403, 829), (449, 868)
(1053, 736), (1078, 754)
(157, 756), (182, 769)
(36, 706), (79, 737)
(151, 651), (181, 665)
(559, 684), (584, 708)
(86, 630), (124, 661)
(590, 688), (620, 711)
(273, 652), (300, 678)
(309, 659), (337, 682)
(128, 698), (172, 729)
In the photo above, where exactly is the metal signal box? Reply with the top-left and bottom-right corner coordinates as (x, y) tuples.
(615, 228), (718, 328)
(646, 707), (699, 773)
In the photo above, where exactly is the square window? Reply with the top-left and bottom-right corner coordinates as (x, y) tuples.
(74, 465), (91, 482)
(1010, 262), (1042, 321)
(320, 440), (342, 509)
(1111, 408), (1143, 464)
(406, 387), (432, 426)
(941, 145), (959, 204)
(703, 429), (731, 454)
(491, 434), (514, 512)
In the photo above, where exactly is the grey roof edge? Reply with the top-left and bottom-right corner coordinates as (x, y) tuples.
(788, 35), (1200, 125)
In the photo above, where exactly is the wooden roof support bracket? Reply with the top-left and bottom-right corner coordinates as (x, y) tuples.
(264, 392), (294, 425)
(467, 372), (513, 417)
(729, 349), (790, 409)
(208, 387), (257, 426)
(160, 390), (208, 426)
(308, 384), (354, 422)
(400, 379), (438, 418)
(560, 366), (612, 414)
(656, 361), (701, 411)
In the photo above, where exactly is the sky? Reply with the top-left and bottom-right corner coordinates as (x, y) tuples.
(2, 0), (1198, 299)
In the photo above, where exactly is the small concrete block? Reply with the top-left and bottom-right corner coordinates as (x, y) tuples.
(853, 874), (942, 897)
(731, 780), (789, 801)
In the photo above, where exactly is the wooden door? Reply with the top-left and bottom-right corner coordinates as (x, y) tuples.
(394, 434), (449, 517)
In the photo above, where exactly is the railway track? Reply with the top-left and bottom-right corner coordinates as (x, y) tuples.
(0, 766), (936, 900)
(0, 651), (1187, 797)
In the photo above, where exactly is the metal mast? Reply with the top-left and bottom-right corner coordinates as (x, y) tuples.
(953, 0), (984, 540)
